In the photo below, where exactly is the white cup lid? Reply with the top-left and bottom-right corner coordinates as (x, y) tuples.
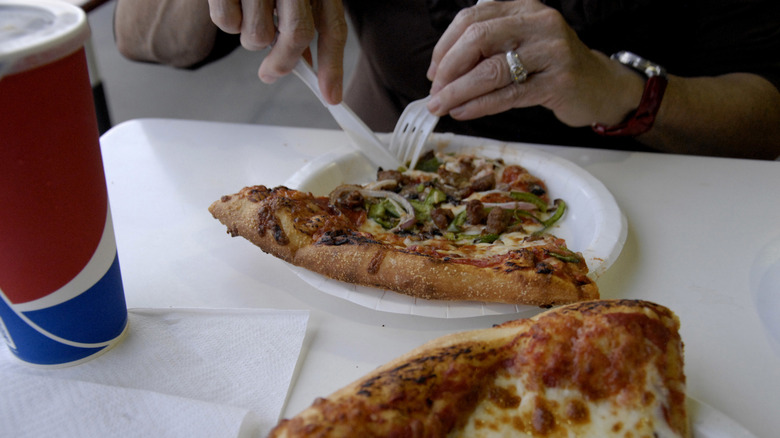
(0, 0), (88, 76)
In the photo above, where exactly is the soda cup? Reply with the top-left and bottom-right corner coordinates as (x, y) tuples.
(0, 0), (128, 367)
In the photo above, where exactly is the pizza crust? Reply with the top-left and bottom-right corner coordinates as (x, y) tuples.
(208, 186), (598, 306)
(296, 243), (597, 305)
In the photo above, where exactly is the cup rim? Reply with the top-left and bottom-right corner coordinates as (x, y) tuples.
(0, 0), (89, 76)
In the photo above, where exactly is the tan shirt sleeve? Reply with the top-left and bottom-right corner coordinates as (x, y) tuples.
(114, 0), (219, 68)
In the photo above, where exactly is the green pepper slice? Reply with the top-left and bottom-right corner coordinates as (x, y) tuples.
(547, 249), (581, 263)
(509, 191), (548, 211)
(472, 233), (500, 244)
(532, 199), (567, 235)
(447, 210), (467, 232)
(542, 199), (566, 228)
(367, 199), (405, 229)
(415, 155), (442, 172)
(424, 187), (447, 206)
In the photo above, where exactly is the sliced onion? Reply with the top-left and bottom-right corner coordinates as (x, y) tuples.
(464, 189), (515, 202)
(463, 189), (537, 211)
(464, 189), (505, 200)
(364, 179), (397, 191)
(482, 201), (537, 211)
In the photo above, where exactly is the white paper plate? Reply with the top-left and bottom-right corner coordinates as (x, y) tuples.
(690, 397), (758, 437)
(750, 236), (780, 358)
(284, 134), (627, 318)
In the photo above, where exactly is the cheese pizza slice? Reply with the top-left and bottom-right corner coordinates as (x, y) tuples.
(269, 300), (689, 437)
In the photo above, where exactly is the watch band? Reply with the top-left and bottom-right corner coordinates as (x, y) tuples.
(592, 51), (668, 137)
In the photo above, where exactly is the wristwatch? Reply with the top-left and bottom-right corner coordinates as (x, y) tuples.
(592, 51), (668, 137)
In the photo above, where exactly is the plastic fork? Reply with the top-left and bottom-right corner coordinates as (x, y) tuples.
(291, 58), (402, 170)
(388, 0), (494, 170)
(388, 96), (440, 170)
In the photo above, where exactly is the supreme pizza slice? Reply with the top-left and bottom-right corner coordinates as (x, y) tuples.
(269, 299), (689, 438)
(209, 152), (597, 307)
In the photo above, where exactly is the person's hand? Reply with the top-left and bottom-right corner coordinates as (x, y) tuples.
(426, 0), (644, 128)
(207, 0), (348, 104)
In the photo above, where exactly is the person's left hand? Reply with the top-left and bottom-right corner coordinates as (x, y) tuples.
(426, 0), (643, 128)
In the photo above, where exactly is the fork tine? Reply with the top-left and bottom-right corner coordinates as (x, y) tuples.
(390, 96), (439, 168)
(398, 101), (430, 161)
(389, 99), (426, 155)
(407, 111), (439, 169)
(404, 102), (437, 160)
(390, 97), (438, 162)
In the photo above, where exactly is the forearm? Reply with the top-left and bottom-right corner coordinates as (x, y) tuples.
(639, 73), (780, 160)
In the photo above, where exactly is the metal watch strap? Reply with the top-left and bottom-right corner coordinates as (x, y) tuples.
(592, 51), (668, 137)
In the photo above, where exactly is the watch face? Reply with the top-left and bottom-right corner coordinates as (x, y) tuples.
(612, 51), (666, 78)
(613, 51), (641, 65)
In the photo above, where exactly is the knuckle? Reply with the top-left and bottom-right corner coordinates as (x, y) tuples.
(208, 0), (242, 33)
(536, 7), (566, 31)
(506, 85), (527, 102)
(240, 27), (275, 50)
(462, 21), (491, 47)
(322, 17), (349, 46)
(453, 7), (480, 28)
(313, 2), (349, 41)
(293, 27), (317, 47)
(210, 11), (239, 34)
(481, 57), (506, 83)
(505, 13), (527, 31)
(282, 20), (317, 49)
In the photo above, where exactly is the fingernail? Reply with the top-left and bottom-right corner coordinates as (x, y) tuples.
(331, 82), (343, 104)
(259, 72), (278, 84)
(426, 62), (437, 81)
(427, 95), (442, 115)
(241, 33), (266, 51)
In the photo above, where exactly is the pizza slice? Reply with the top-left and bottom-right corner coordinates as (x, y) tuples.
(209, 152), (598, 307)
(269, 300), (689, 438)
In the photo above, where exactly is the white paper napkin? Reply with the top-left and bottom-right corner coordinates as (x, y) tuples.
(0, 308), (309, 438)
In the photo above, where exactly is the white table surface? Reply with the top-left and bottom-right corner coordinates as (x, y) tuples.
(100, 118), (780, 437)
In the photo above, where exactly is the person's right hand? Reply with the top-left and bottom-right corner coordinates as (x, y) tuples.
(426, 0), (644, 129)
(207, 0), (348, 104)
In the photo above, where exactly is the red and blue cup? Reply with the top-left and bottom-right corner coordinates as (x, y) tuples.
(0, 0), (128, 367)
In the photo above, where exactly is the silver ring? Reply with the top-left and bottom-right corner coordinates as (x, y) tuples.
(506, 50), (528, 85)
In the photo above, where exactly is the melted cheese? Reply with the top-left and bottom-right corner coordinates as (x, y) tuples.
(452, 365), (681, 438)
(354, 152), (558, 260)
(358, 196), (550, 260)
(358, 218), (551, 259)
(404, 232), (551, 258)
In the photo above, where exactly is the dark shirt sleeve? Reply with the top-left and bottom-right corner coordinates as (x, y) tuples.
(684, 0), (780, 90)
(550, 0), (780, 90)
